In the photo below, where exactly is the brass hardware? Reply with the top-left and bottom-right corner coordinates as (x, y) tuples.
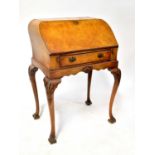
(72, 20), (79, 25)
(98, 53), (104, 58)
(69, 56), (76, 62)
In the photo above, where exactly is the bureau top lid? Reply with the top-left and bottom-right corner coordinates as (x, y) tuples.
(28, 17), (118, 55)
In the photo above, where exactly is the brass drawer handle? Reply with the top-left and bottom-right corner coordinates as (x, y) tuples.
(97, 53), (104, 58)
(69, 56), (76, 62)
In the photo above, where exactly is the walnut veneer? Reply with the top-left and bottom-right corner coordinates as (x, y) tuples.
(28, 17), (121, 144)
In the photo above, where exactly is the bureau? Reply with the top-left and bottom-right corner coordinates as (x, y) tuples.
(28, 17), (121, 144)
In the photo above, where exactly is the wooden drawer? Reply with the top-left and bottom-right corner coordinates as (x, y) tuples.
(58, 50), (111, 67)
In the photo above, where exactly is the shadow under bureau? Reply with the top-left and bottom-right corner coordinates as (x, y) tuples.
(28, 17), (121, 144)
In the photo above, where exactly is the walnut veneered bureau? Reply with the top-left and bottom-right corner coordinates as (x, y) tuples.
(28, 17), (121, 144)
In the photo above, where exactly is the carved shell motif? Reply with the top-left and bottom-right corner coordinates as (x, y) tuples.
(44, 77), (61, 99)
(82, 66), (93, 73)
(28, 65), (38, 76)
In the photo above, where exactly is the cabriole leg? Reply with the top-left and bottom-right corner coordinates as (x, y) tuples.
(108, 67), (121, 123)
(28, 65), (40, 119)
(85, 70), (93, 105)
(44, 77), (61, 144)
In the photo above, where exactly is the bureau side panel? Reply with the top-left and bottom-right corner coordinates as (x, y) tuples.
(111, 48), (118, 60)
(28, 19), (50, 68)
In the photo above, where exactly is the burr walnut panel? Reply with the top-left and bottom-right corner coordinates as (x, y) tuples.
(39, 18), (118, 54)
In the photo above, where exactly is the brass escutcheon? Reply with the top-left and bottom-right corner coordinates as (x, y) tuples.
(69, 56), (76, 62)
(97, 53), (104, 58)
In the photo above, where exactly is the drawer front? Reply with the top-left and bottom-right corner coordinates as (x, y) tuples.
(59, 50), (111, 67)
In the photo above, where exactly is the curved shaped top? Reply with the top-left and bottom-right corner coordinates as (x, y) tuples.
(29, 18), (118, 55)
